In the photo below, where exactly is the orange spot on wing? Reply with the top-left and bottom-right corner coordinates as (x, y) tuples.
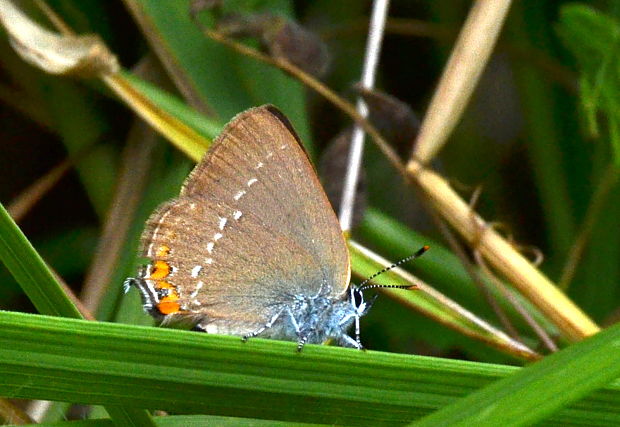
(149, 260), (171, 279)
(156, 281), (175, 290)
(157, 300), (181, 314)
(157, 292), (180, 315)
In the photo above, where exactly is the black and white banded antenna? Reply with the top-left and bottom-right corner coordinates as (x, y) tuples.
(358, 245), (429, 291)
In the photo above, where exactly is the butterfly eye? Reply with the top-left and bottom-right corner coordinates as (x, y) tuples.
(352, 288), (364, 308)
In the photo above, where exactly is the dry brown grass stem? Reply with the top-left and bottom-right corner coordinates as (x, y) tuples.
(34, 0), (73, 35)
(7, 157), (72, 222)
(122, 0), (213, 115)
(412, 0), (513, 164)
(0, 398), (33, 425)
(429, 207), (523, 341)
(407, 160), (600, 341)
(474, 251), (558, 352)
(80, 121), (157, 312)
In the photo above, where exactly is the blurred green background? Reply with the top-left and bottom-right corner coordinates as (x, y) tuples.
(1, 0), (619, 365)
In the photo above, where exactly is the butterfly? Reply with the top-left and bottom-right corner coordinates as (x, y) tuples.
(125, 105), (420, 351)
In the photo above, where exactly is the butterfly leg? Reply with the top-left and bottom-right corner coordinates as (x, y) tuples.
(286, 306), (302, 334)
(354, 315), (364, 349)
(283, 307), (310, 352)
(242, 308), (284, 343)
(296, 334), (309, 352)
(335, 313), (364, 350)
(340, 334), (364, 350)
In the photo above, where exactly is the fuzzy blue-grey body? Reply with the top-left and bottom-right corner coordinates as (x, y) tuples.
(191, 286), (372, 350)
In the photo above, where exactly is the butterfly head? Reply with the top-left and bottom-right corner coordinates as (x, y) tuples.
(349, 286), (376, 318)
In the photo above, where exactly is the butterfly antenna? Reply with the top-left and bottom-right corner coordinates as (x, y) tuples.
(358, 245), (429, 291)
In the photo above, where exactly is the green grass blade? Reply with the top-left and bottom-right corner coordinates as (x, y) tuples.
(413, 322), (620, 426)
(0, 203), (155, 426)
(119, 71), (223, 141)
(0, 202), (81, 318)
(1, 311), (619, 426)
(123, 0), (312, 146)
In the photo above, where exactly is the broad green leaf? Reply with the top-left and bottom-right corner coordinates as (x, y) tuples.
(413, 322), (620, 426)
(1, 311), (619, 426)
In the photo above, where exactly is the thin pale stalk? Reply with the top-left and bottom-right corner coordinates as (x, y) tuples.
(412, 0), (513, 163)
(7, 157), (72, 222)
(339, 0), (390, 232)
(474, 251), (558, 352)
(80, 120), (157, 312)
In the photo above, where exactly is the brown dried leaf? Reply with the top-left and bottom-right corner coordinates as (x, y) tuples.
(0, 0), (119, 77)
(191, 1), (329, 77)
(355, 85), (420, 152)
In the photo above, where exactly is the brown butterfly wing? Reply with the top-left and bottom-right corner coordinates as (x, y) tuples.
(140, 106), (350, 330)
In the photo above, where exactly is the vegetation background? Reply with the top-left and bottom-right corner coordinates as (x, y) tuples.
(1, 0), (620, 425)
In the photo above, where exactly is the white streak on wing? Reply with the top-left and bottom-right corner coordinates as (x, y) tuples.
(234, 190), (246, 200)
(146, 209), (173, 256)
(191, 265), (202, 278)
(189, 281), (204, 298)
(256, 162), (264, 169)
(233, 210), (242, 220)
(247, 178), (258, 187)
(218, 217), (227, 230)
(207, 242), (214, 253)
(213, 233), (223, 241)
(205, 258), (213, 264)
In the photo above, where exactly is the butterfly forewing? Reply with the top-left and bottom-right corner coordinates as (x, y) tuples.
(139, 106), (350, 332)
